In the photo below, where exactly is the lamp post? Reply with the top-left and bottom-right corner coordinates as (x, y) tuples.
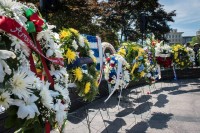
(140, 13), (147, 45)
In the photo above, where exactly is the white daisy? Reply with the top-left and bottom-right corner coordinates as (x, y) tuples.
(0, 91), (13, 109)
(10, 70), (35, 99)
(39, 82), (53, 109)
(12, 95), (40, 119)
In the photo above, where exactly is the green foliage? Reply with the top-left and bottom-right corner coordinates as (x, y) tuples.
(190, 36), (200, 46)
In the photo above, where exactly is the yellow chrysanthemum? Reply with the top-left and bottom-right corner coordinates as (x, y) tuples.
(118, 48), (126, 57)
(69, 28), (79, 36)
(60, 30), (72, 39)
(140, 71), (145, 77)
(84, 82), (91, 94)
(73, 67), (83, 81)
(64, 49), (76, 64)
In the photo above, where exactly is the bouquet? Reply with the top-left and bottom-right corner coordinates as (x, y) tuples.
(59, 28), (98, 101)
(0, 1), (70, 132)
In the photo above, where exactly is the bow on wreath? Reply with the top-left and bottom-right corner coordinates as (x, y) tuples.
(25, 8), (47, 33)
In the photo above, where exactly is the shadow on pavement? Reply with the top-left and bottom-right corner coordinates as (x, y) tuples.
(126, 112), (173, 132)
(102, 118), (126, 133)
(148, 112), (173, 129)
(133, 102), (153, 115)
(126, 121), (148, 133)
(154, 94), (169, 108)
(135, 95), (152, 103)
(169, 88), (200, 95)
(115, 108), (134, 117)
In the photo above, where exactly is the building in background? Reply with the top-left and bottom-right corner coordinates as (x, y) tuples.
(182, 36), (194, 44)
(165, 29), (184, 45)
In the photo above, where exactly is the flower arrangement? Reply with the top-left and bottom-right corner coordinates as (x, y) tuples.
(118, 42), (149, 82)
(104, 54), (130, 92)
(143, 34), (161, 83)
(171, 44), (192, 69)
(154, 42), (172, 68)
(186, 47), (195, 65)
(59, 28), (98, 101)
(0, 1), (70, 132)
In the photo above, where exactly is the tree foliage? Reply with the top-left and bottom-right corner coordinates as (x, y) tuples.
(18, 0), (176, 45)
(190, 36), (200, 46)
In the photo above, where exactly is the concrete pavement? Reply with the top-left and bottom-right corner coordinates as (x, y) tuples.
(64, 78), (200, 133)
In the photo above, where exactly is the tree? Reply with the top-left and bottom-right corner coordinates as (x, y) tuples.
(190, 36), (200, 46)
(98, 0), (176, 42)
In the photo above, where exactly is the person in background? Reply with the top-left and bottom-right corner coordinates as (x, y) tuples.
(193, 43), (200, 66)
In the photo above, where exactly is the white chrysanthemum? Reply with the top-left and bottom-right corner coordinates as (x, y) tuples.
(12, 95), (40, 119)
(187, 47), (195, 62)
(39, 82), (53, 109)
(0, 91), (13, 109)
(9, 36), (29, 55)
(0, 50), (16, 82)
(79, 35), (85, 47)
(10, 70), (35, 99)
(12, 5), (28, 28)
(33, 77), (42, 90)
(37, 28), (55, 41)
(50, 66), (69, 84)
(72, 40), (78, 50)
(54, 99), (67, 126)
(0, 50), (16, 59)
(54, 83), (70, 102)
(0, 0), (17, 9)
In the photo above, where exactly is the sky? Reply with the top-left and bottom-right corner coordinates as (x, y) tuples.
(159, 0), (200, 36)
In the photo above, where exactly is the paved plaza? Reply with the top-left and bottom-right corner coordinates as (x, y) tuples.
(64, 78), (200, 133)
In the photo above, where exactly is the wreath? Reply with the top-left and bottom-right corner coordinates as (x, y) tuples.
(59, 28), (98, 101)
(171, 44), (192, 69)
(118, 42), (149, 82)
(0, 1), (70, 132)
(104, 54), (130, 91)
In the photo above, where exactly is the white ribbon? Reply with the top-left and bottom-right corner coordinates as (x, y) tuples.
(104, 55), (128, 102)
(156, 63), (161, 79)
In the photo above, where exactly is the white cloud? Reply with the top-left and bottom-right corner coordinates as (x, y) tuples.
(159, 0), (200, 36)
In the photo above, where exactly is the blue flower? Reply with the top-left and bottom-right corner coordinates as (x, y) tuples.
(138, 64), (144, 72)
